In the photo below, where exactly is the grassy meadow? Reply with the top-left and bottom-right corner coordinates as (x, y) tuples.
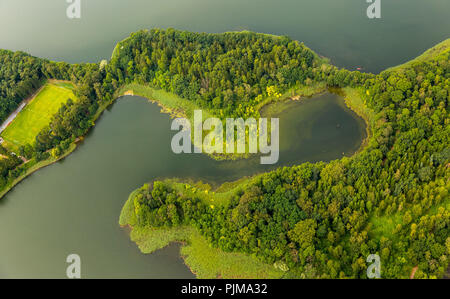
(1, 81), (77, 151)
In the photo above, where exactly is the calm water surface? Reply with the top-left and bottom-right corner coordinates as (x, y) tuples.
(1, 0), (449, 73)
(0, 93), (365, 278)
(0, 0), (447, 278)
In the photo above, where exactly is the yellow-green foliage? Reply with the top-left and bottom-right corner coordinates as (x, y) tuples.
(125, 224), (285, 279)
(342, 87), (377, 148)
(163, 176), (261, 207)
(119, 188), (140, 227)
(181, 230), (284, 279)
(130, 226), (193, 254)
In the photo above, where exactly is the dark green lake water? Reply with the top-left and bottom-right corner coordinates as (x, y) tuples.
(0, 93), (365, 278)
(0, 0), (447, 278)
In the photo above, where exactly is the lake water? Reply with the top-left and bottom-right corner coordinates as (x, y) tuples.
(0, 93), (365, 278)
(0, 0), (447, 278)
(1, 0), (449, 73)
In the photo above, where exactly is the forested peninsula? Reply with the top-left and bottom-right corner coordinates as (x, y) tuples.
(0, 29), (448, 279)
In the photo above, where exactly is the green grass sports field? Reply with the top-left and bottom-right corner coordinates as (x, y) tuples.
(1, 81), (77, 151)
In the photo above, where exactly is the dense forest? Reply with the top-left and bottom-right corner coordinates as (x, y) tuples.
(118, 30), (449, 278)
(0, 50), (46, 123)
(0, 29), (448, 278)
(105, 29), (345, 118)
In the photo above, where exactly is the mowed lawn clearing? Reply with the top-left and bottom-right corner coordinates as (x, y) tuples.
(1, 81), (77, 151)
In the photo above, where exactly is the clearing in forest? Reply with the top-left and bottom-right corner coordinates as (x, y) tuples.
(1, 81), (77, 151)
